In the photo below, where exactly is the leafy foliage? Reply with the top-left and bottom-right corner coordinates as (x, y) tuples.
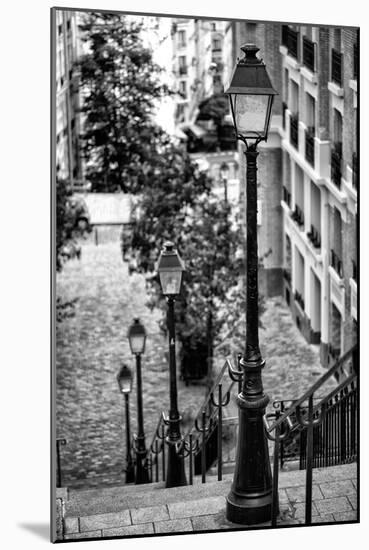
(130, 161), (245, 379)
(76, 13), (170, 192)
(56, 178), (91, 271)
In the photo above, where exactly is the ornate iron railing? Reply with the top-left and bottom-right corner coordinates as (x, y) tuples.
(352, 152), (358, 190)
(331, 143), (342, 188)
(303, 36), (315, 72)
(282, 102), (287, 130)
(291, 204), (304, 227)
(290, 114), (299, 149)
(143, 344), (357, 527)
(305, 126), (315, 167)
(264, 346), (357, 526)
(282, 186), (291, 207)
(353, 43), (358, 79)
(331, 248), (343, 278)
(294, 290), (305, 311)
(282, 26), (299, 59)
(307, 224), (321, 248)
(352, 260), (357, 282)
(283, 268), (292, 284)
(56, 438), (67, 488)
(331, 49), (343, 86)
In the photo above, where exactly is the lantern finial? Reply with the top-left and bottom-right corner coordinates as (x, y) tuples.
(240, 44), (260, 64)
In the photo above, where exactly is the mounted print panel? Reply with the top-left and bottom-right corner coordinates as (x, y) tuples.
(51, 6), (359, 542)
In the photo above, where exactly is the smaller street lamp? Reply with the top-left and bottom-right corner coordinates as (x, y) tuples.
(220, 161), (229, 203)
(156, 241), (187, 488)
(128, 318), (149, 484)
(117, 364), (135, 483)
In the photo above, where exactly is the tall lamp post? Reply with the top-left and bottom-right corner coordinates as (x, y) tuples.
(128, 318), (149, 484)
(117, 364), (135, 484)
(220, 161), (229, 203)
(224, 44), (278, 525)
(156, 241), (187, 488)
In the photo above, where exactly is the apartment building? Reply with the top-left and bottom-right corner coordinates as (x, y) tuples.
(170, 18), (240, 207)
(231, 21), (358, 369)
(279, 24), (358, 368)
(55, 10), (84, 188)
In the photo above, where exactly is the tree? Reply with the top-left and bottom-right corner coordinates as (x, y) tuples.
(56, 178), (91, 271)
(129, 153), (244, 383)
(76, 13), (169, 192)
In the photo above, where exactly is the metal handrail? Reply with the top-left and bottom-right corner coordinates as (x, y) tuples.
(267, 346), (356, 432)
(183, 359), (235, 439)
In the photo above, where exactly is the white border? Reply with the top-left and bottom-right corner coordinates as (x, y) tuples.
(2, 1), (366, 548)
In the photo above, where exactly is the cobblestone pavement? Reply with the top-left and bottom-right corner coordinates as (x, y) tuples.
(56, 235), (336, 488)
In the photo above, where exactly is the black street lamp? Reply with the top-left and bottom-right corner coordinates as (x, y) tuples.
(117, 364), (135, 484)
(128, 318), (150, 484)
(225, 44), (278, 525)
(156, 241), (187, 488)
(220, 161), (229, 203)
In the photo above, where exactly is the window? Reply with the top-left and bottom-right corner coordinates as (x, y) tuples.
(178, 56), (187, 75)
(212, 38), (221, 51)
(211, 23), (216, 31)
(178, 30), (186, 48)
(179, 81), (187, 98)
(58, 24), (62, 36)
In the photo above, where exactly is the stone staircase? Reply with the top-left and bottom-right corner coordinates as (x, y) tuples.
(57, 462), (357, 541)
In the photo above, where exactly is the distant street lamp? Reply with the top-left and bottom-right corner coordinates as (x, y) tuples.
(117, 364), (135, 484)
(225, 44), (278, 525)
(220, 161), (229, 203)
(128, 318), (149, 484)
(156, 241), (187, 488)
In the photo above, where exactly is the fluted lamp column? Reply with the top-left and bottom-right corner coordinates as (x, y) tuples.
(117, 364), (135, 483)
(225, 43), (278, 525)
(156, 241), (187, 488)
(128, 318), (150, 484)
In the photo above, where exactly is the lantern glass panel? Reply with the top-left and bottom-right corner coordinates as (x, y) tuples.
(119, 376), (132, 394)
(232, 94), (270, 138)
(129, 334), (145, 355)
(159, 271), (182, 296)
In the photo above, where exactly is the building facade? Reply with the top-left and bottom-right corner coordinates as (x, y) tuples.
(55, 10), (84, 188)
(231, 21), (358, 369)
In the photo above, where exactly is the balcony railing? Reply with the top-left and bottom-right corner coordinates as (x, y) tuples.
(352, 260), (357, 282)
(282, 26), (299, 59)
(328, 343), (341, 362)
(281, 25), (289, 47)
(283, 268), (292, 284)
(305, 126), (315, 167)
(353, 43), (358, 79)
(291, 204), (304, 227)
(290, 114), (299, 149)
(331, 49), (343, 86)
(282, 102), (287, 130)
(294, 290), (305, 310)
(331, 142), (342, 188)
(303, 36), (315, 72)
(307, 224), (321, 248)
(352, 152), (358, 190)
(282, 186), (291, 207)
(331, 249), (343, 278)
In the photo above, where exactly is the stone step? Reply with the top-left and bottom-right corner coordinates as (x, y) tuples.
(66, 473), (232, 517)
(64, 462), (356, 519)
(61, 463), (357, 539)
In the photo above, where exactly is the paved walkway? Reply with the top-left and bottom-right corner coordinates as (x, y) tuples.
(56, 237), (337, 489)
(58, 463), (357, 540)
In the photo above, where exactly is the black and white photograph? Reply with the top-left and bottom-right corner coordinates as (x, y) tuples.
(51, 4), (359, 544)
